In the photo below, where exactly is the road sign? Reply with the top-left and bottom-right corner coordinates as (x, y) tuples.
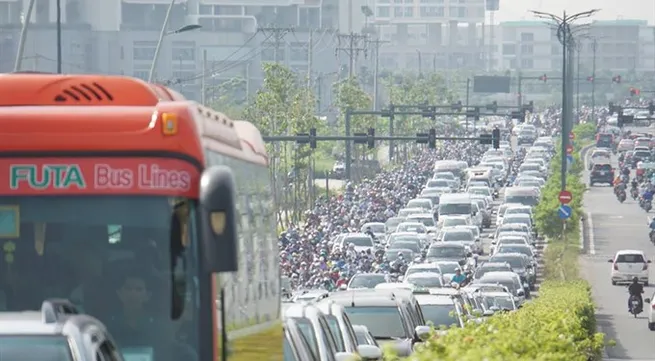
(559, 190), (573, 204)
(558, 204), (572, 219)
(569, 132), (575, 140)
(566, 144), (574, 154)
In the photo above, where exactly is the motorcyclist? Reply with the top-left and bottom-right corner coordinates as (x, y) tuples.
(451, 269), (467, 285)
(631, 178), (639, 190)
(642, 188), (654, 205)
(364, 226), (376, 240)
(628, 277), (644, 312)
(649, 217), (655, 240)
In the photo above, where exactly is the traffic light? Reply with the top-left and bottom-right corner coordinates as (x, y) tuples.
(451, 101), (463, 112)
(466, 106), (480, 121)
(630, 87), (640, 96)
(612, 75), (622, 83)
(538, 74), (547, 82)
(586, 76), (594, 82)
(511, 110), (525, 123)
(485, 101), (498, 113)
(309, 127), (317, 149)
(649, 101), (655, 116)
(492, 128), (501, 149)
(367, 127), (375, 149)
(428, 128), (437, 149)
(421, 105), (436, 120)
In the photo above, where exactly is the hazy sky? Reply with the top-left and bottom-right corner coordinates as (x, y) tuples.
(494, 0), (655, 25)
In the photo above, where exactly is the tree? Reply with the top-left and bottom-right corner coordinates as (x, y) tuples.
(244, 63), (318, 228)
(207, 77), (247, 119)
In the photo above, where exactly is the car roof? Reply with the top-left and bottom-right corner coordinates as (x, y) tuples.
(413, 295), (455, 305)
(327, 290), (409, 307)
(430, 243), (466, 249)
(479, 271), (520, 280)
(408, 213), (434, 218)
(408, 263), (442, 269)
(406, 272), (442, 278)
(479, 262), (511, 268)
(615, 249), (646, 256)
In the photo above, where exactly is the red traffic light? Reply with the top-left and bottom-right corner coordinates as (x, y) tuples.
(586, 76), (594, 82)
(612, 75), (622, 83)
(630, 87), (640, 96)
(538, 74), (547, 82)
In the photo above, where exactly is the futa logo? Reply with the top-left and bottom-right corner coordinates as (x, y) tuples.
(10, 164), (86, 190)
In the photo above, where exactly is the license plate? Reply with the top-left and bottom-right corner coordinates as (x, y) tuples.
(600, 171), (606, 175)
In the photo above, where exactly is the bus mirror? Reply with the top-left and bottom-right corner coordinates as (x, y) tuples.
(199, 166), (238, 273)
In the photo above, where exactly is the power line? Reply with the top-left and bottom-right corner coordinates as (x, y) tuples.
(335, 32), (368, 78)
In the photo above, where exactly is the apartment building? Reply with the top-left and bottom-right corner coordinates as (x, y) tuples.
(492, 19), (655, 75)
(374, 0), (485, 70)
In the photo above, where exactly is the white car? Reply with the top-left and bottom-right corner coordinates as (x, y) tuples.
(609, 250), (651, 286)
(647, 292), (655, 330)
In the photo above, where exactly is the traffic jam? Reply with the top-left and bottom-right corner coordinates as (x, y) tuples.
(280, 120), (557, 360)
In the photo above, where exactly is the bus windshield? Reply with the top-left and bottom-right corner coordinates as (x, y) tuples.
(0, 195), (199, 361)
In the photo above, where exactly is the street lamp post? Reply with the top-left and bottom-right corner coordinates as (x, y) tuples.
(147, 0), (202, 83)
(530, 9), (599, 192)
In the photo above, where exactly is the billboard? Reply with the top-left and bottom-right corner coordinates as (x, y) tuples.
(473, 76), (511, 93)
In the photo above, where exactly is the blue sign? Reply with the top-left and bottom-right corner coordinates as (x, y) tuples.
(558, 204), (572, 219)
(0, 206), (19, 238)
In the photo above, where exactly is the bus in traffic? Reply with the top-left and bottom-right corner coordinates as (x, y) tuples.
(0, 73), (281, 361)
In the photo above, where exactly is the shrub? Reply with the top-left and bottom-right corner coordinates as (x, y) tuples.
(405, 281), (604, 361)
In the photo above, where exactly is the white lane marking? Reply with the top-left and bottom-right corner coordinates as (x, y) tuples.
(587, 211), (595, 255)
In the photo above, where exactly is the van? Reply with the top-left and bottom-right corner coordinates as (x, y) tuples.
(434, 160), (463, 178)
(438, 193), (473, 219)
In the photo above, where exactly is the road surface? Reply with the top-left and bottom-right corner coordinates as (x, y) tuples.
(581, 126), (655, 360)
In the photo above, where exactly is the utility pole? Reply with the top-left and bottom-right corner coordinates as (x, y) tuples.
(259, 27), (292, 63)
(307, 30), (313, 90)
(201, 50), (207, 105)
(14, 0), (36, 72)
(575, 42), (581, 117)
(517, 73), (523, 107)
(417, 50), (422, 76)
(591, 39), (597, 124)
(368, 38), (389, 111)
(56, 0), (62, 73)
(336, 32), (368, 78)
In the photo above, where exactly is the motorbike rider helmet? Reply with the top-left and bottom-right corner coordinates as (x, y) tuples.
(633, 276), (639, 282)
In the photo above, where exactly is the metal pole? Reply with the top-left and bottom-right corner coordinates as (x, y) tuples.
(348, 33), (355, 78)
(373, 40), (379, 110)
(14, 0), (36, 72)
(201, 50), (207, 105)
(576, 45), (580, 117)
(465, 78), (470, 133)
(567, 35), (575, 129)
(517, 73), (522, 107)
(148, 0), (176, 82)
(56, 0), (62, 73)
(388, 105), (395, 162)
(591, 40), (597, 124)
(345, 109), (352, 180)
(417, 50), (422, 76)
(560, 14), (568, 192)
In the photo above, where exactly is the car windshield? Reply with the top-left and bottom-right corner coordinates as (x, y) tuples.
(0, 195), (200, 361)
(469, 188), (490, 196)
(385, 218), (404, 230)
(474, 266), (510, 278)
(499, 246), (533, 257)
(439, 203), (472, 215)
(505, 208), (529, 216)
(594, 164), (612, 171)
(397, 224), (426, 233)
(364, 224), (385, 233)
(385, 250), (414, 261)
(428, 247), (465, 258)
(498, 238), (527, 245)
(436, 263), (460, 273)
(442, 218), (467, 227)
(410, 217), (435, 227)
(325, 315), (345, 351)
(294, 318), (319, 355)
(483, 295), (515, 310)
(427, 180), (450, 188)
(388, 242), (420, 253)
(480, 279), (517, 294)
(345, 307), (407, 338)
(345, 237), (374, 247)
(490, 256), (525, 269)
(0, 335), (73, 361)
(434, 173), (455, 180)
(407, 200), (431, 209)
(616, 254), (646, 263)
(421, 304), (460, 328)
(503, 217), (530, 225)
(504, 195), (538, 206)
(443, 231), (473, 242)
(349, 274), (387, 289)
(405, 276), (443, 288)
(406, 267), (442, 276)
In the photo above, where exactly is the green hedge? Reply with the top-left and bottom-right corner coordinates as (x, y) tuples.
(389, 124), (604, 361)
(401, 281), (604, 361)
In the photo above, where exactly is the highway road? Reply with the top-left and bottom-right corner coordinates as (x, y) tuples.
(581, 126), (655, 360)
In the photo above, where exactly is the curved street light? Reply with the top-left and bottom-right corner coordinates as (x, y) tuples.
(148, 0), (202, 83)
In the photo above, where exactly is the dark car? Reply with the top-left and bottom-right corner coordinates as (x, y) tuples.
(589, 163), (613, 186)
(596, 133), (613, 149)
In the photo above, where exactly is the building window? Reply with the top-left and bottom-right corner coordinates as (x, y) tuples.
(133, 46), (156, 61)
(199, 4), (213, 15)
(458, 7), (466, 17)
(509, 59), (517, 68)
(290, 44), (306, 61)
(520, 44), (533, 54)
(299, 7), (320, 27)
(502, 44), (515, 55)
(36, 0), (50, 23)
(215, 5), (242, 15)
(502, 27), (515, 41)
(133, 71), (149, 80)
(551, 44), (562, 55)
(520, 58), (533, 69)
(404, 7), (413, 16)
(520, 32), (534, 42)
(377, 6), (390, 16)
(394, 7), (403, 17)
(261, 48), (285, 62)
(172, 48), (195, 61)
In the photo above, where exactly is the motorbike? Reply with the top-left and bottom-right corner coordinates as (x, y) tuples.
(650, 230), (655, 245)
(629, 294), (643, 317)
(618, 189), (627, 203)
(631, 187), (639, 200)
(641, 199), (653, 212)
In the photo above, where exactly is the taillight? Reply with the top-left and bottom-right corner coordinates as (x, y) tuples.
(643, 263), (648, 271)
(652, 303), (655, 310)
(613, 263), (619, 271)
